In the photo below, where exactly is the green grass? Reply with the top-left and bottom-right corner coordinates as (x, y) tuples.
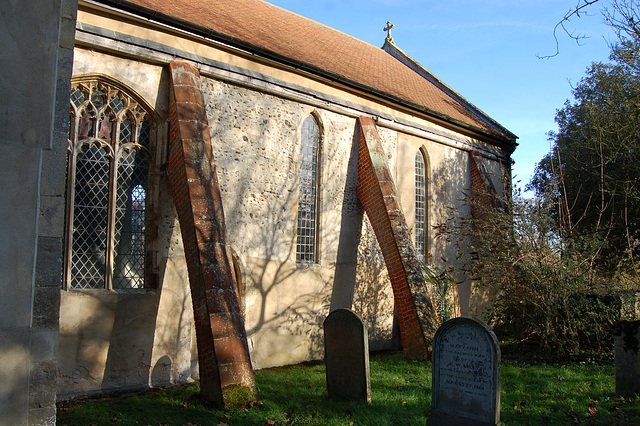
(501, 360), (639, 425)
(57, 352), (640, 425)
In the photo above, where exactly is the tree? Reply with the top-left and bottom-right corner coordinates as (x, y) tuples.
(530, 59), (640, 275)
(430, 1), (640, 354)
(605, 0), (640, 71)
(530, 2), (640, 277)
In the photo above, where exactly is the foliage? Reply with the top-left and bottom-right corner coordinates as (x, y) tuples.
(471, 1), (640, 353)
(420, 263), (458, 323)
(57, 352), (640, 425)
(603, 0), (640, 70)
(434, 183), (635, 354)
(530, 61), (640, 275)
(531, 1), (640, 276)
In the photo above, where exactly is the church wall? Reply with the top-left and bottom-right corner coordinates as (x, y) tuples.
(148, 189), (198, 387)
(200, 78), (398, 367)
(467, 155), (510, 317)
(396, 134), (470, 309)
(57, 48), (193, 397)
(58, 46), (398, 394)
(58, 4), (513, 398)
(396, 133), (510, 317)
(58, 183), (196, 396)
(58, 187), (197, 397)
(71, 49), (170, 116)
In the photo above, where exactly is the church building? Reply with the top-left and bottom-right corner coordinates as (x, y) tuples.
(0, 0), (516, 423)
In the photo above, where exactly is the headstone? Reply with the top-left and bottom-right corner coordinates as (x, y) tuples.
(427, 317), (500, 426)
(615, 320), (640, 396)
(324, 308), (371, 403)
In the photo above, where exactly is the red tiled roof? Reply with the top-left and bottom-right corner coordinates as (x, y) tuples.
(108, 0), (514, 141)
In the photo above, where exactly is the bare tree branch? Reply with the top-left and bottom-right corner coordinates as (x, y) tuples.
(538, 0), (602, 59)
(604, 0), (640, 40)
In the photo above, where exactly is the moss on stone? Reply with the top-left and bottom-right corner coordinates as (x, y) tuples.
(221, 384), (257, 409)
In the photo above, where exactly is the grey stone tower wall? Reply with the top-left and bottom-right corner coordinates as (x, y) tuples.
(0, 1), (77, 424)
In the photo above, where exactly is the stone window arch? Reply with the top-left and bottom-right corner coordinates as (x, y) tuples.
(296, 114), (321, 264)
(415, 147), (430, 262)
(64, 76), (159, 290)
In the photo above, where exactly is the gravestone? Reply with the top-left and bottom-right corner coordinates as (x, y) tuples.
(427, 317), (500, 426)
(614, 320), (640, 396)
(324, 308), (371, 403)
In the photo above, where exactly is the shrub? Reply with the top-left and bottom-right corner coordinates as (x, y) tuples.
(434, 184), (637, 355)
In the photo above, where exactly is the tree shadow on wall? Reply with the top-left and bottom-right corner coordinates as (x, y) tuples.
(429, 149), (510, 316)
(351, 214), (398, 351)
(329, 127), (398, 350)
(205, 89), (353, 364)
(228, 159), (338, 363)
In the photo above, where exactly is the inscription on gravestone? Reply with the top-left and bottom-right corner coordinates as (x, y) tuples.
(324, 308), (371, 403)
(427, 317), (500, 426)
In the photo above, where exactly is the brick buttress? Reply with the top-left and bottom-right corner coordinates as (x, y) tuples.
(167, 61), (256, 407)
(356, 116), (439, 359)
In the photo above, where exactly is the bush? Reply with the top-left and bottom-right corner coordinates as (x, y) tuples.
(434, 184), (638, 355)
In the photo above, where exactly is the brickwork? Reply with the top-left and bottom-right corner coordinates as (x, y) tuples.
(167, 61), (256, 407)
(469, 150), (502, 219)
(356, 117), (439, 359)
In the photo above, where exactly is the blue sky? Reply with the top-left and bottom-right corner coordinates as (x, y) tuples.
(268, 0), (616, 191)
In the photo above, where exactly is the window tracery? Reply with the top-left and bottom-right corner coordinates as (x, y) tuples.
(64, 78), (156, 290)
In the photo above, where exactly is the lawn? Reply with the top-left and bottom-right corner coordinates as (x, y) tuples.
(57, 352), (639, 425)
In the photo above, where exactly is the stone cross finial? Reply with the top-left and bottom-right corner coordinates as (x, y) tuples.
(383, 21), (395, 43)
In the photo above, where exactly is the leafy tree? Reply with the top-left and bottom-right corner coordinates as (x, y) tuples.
(530, 32), (640, 277)
(432, 0), (640, 356)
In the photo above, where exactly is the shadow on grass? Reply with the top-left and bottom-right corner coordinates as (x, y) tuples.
(57, 352), (431, 425)
(249, 353), (431, 425)
(57, 352), (639, 425)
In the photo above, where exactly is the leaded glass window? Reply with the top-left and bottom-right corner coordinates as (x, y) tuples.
(71, 143), (110, 289)
(296, 115), (320, 263)
(415, 150), (427, 262)
(64, 79), (155, 290)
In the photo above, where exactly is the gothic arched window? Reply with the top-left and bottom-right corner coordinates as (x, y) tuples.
(64, 78), (157, 290)
(415, 149), (428, 262)
(296, 115), (321, 263)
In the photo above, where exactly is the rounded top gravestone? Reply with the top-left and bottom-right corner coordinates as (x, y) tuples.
(427, 316), (501, 426)
(323, 308), (371, 403)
